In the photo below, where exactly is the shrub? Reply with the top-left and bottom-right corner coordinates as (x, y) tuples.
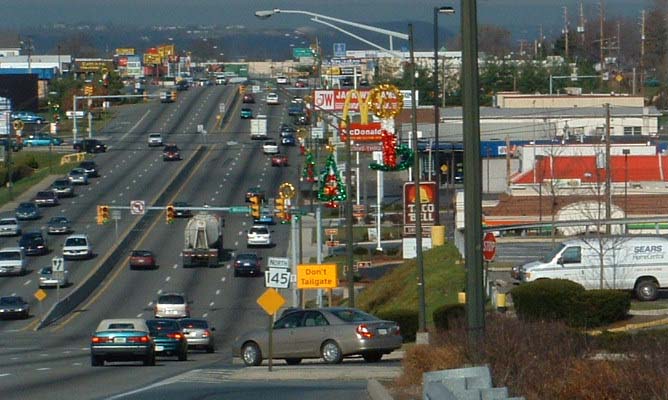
(395, 344), (466, 388)
(11, 165), (34, 182)
(385, 247), (400, 256)
(353, 246), (369, 256)
(568, 289), (631, 328)
(376, 309), (418, 342)
(432, 304), (466, 332)
(511, 279), (585, 322)
(24, 155), (39, 169)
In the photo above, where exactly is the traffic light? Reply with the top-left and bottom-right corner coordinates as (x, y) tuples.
(275, 197), (290, 222)
(250, 195), (261, 219)
(97, 205), (110, 225)
(166, 205), (176, 224)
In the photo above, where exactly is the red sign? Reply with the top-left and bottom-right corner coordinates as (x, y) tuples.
(314, 89), (370, 111)
(117, 57), (128, 67)
(483, 232), (497, 262)
(340, 122), (382, 142)
(403, 182), (437, 235)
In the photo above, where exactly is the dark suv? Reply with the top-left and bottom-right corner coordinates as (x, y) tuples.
(163, 144), (181, 161)
(18, 232), (48, 256)
(73, 139), (107, 153)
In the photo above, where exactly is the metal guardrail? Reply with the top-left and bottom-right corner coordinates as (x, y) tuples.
(37, 146), (208, 329)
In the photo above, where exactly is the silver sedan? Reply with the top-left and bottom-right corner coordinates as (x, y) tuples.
(179, 318), (215, 353)
(234, 307), (402, 366)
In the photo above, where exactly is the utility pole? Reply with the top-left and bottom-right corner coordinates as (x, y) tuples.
(505, 136), (511, 187)
(605, 103), (612, 235)
(599, 0), (605, 76)
(563, 6), (569, 59)
(345, 115), (355, 308)
(578, 1), (586, 48)
(640, 10), (646, 97)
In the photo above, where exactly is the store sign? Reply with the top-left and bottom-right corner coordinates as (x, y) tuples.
(340, 122), (382, 142)
(314, 89), (370, 112)
(115, 48), (136, 56)
(78, 61), (111, 72)
(403, 182), (437, 234)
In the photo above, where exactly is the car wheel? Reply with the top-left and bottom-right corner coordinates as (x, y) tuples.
(91, 355), (104, 366)
(321, 340), (343, 364)
(143, 353), (155, 366)
(241, 342), (262, 366)
(285, 358), (302, 365)
(234, 270), (239, 277)
(178, 347), (188, 361)
(362, 352), (383, 363)
(636, 279), (659, 301)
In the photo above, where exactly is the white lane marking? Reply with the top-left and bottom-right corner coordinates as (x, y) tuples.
(23, 280), (31, 286)
(234, 241), (239, 247)
(72, 362), (82, 366)
(10, 357), (18, 361)
(148, 301), (153, 306)
(226, 265), (230, 270)
(237, 231), (243, 236)
(63, 350), (71, 354)
(0, 373), (11, 377)
(173, 264), (178, 269)
(136, 313), (143, 318)
(221, 277), (226, 282)
(80, 348), (88, 351)
(40, 354), (49, 357)
(215, 289), (221, 295)
(202, 313), (208, 318)
(165, 276), (171, 282)
(215, 191), (219, 195)
(157, 289), (162, 295)
(209, 302), (215, 307)
(120, 109), (151, 142)
(36, 367), (51, 371)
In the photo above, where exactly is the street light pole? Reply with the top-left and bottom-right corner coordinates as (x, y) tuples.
(433, 6), (455, 226)
(623, 148), (630, 234)
(345, 116), (355, 307)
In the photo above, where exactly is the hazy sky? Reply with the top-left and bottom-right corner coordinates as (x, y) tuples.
(0, 0), (653, 36)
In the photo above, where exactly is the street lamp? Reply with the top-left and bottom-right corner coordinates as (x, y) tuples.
(433, 6), (455, 226)
(254, 9), (420, 319)
(623, 148), (630, 233)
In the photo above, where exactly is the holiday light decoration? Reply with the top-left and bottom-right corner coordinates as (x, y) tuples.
(302, 151), (316, 182)
(370, 129), (413, 171)
(317, 151), (347, 208)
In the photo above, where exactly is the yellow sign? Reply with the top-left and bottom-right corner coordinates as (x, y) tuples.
(12, 120), (24, 131)
(340, 89), (371, 129)
(78, 61), (111, 72)
(158, 44), (176, 58)
(257, 288), (286, 316)
(34, 289), (47, 302)
(115, 48), (136, 56)
(143, 53), (162, 65)
(297, 264), (338, 289)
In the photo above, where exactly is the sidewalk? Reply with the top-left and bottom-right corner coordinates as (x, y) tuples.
(0, 174), (60, 214)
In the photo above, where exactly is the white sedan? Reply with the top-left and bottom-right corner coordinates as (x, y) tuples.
(262, 141), (279, 155)
(266, 93), (280, 105)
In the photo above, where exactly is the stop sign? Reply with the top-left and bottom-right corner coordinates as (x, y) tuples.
(482, 232), (497, 262)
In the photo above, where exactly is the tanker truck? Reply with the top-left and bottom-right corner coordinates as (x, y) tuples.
(183, 213), (223, 268)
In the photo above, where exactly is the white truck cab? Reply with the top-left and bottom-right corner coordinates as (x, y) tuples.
(516, 236), (668, 301)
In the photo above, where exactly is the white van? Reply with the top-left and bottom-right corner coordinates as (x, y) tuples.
(516, 236), (668, 301)
(0, 247), (26, 276)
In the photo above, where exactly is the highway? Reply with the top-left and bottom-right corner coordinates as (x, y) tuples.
(0, 84), (309, 399)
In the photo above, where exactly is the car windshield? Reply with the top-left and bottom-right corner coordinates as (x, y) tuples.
(40, 267), (53, 274)
(0, 219), (16, 226)
(147, 319), (181, 334)
(53, 180), (70, 187)
(250, 227), (268, 235)
(541, 243), (567, 263)
(37, 191), (53, 198)
(0, 297), (23, 306)
(49, 217), (68, 224)
(158, 295), (185, 305)
(65, 238), (87, 246)
(0, 251), (21, 261)
(236, 254), (257, 262)
(131, 250), (152, 257)
(149, 134), (161, 138)
(18, 203), (35, 210)
(164, 146), (178, 152)
(179, 319), (208, 329)
(70, 169), (84, 175)
(330, 309), (380, 323)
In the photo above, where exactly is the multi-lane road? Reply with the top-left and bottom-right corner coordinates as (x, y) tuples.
(0, 83), (340, 399)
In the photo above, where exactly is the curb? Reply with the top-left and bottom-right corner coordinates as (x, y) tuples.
(588, 317), (668, 335)
(368, 379), (395, 400)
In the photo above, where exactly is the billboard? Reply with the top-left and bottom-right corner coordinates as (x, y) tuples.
(403, 182), (437, 235)
(77, 60), (112, 72)
(158, 44), (175, 58)
(340, 122), (382, 142)
(115, 48), (136, 56)
(314, 89), (370, 112)
(143, 53), (162, 65)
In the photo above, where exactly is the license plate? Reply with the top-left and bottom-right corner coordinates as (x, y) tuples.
(155, 346), (164, 351)
(378, 328), (388, 335)
(114, 337), (126, 343)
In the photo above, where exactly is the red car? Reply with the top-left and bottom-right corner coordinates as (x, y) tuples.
(271, 155), (289, 167)
(294, 80), (307, 88)
(130, 250), (157, 269)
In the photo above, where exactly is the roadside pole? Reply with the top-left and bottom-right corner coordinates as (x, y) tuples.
(291, 214), (299, 308)
(268, 314), (274, 371)
(316, 205), (323, 307)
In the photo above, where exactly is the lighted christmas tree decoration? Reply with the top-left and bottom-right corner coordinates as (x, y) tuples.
(370, 129), (414, 171)
(302, 151), (316, 182)
(317, 152), (347, 208)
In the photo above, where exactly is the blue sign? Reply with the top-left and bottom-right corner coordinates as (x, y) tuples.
(333, 43), (346, 57)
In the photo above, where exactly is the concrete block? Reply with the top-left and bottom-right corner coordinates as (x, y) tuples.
(423, 381), (457, 400)
(367, 379), (395, 400)
(424, 366), (492, 389)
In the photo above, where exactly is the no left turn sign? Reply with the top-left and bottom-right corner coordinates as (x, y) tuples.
(130, 200), (145, 215)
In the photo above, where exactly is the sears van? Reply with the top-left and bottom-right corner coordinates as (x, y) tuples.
(514, 236), (668, 301)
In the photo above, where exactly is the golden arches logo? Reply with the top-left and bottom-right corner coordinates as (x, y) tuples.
(340, 89), (371, 129)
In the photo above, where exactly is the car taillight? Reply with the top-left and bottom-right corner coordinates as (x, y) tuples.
(91, 336), (110, 343)
(356, 324), (374, 339)
(395, 325), (401, 336)
(202, 330), (210, 338)
(128, 335), (150, 343)
(168, 332), (184, 340)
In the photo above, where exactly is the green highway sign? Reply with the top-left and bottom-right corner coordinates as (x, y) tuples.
(293, 48), (314, 58)
(229, 206), (251, 214)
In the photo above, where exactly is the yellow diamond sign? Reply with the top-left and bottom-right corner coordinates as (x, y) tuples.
(34, 289), (47, 302)
(257, 288), (286, 316)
